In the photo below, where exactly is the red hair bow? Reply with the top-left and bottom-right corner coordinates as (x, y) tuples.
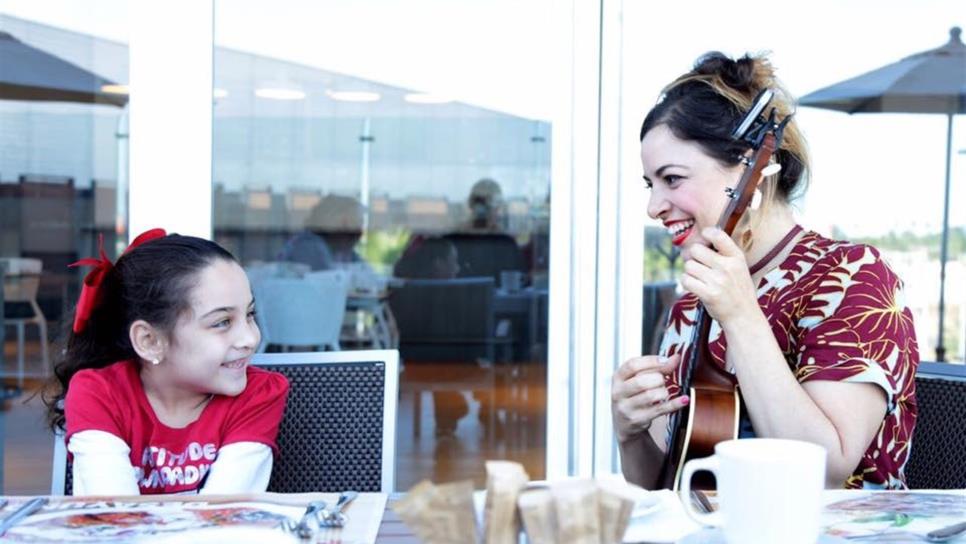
(69, 228), (167, 334)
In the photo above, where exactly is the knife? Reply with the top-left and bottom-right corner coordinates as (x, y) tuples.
(927, 520), (966, 543)
(0, 497), (48, 535)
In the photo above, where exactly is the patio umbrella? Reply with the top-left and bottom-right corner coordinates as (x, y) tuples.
(0, 30), (127, 107)
(799, 26), (966, 362)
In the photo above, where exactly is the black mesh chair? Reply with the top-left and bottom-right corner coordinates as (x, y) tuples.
(905, 361), (966, 489)
(256, 350), (398, 493)
(51, 349), (399, 494)
(51, 429), (72, 495)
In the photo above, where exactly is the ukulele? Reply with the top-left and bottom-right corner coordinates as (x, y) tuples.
(657, 89), (793, 491)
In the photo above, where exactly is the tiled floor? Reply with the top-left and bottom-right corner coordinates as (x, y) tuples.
(1, 341), (547, 494)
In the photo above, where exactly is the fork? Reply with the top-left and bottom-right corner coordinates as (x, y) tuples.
(0, 498), (47, 535)
(280, 500), (328, 540)
(319, 491), (358, 527)
(279, 518), (312, 540)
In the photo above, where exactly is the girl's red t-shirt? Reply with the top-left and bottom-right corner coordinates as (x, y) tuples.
(65, 359), (289, 495)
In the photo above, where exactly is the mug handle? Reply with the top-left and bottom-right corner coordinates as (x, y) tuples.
(679, 456), (724, 527)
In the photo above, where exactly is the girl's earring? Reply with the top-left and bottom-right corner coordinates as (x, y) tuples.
(151, 358), (161, 366)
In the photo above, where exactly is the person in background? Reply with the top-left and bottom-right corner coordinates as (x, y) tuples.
(394, 236), (460, 281)
(45, 229), (289, 495)
(611, 51), (918, 490)
(447, 178), (526, 282)
(463, 178), (508, 232)
(279, 194), (369, 271)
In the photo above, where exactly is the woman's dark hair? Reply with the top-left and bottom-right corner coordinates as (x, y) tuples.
(639, 51), (809, 202)
(44, 234), (237, 431)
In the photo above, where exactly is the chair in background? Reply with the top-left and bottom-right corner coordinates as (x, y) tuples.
(254, 350), (398, 493)
(1, 257), (50, 385)
(17, 176), (78, 326)
(51, 428), (69, 495)
(443, 232), (526, 284)
(389, 277), (512, 439)
(336, 263), (398, 350)
(389, 277), (510, 364)
(905, 361), (966, 489)
(17, 176), (76, 262)
(51, 349), (400, 495)
(251, 271), (349, 352)
(244, 261), (310, 283)
(245, 261), (311, 352)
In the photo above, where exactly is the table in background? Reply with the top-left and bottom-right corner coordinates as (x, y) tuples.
(343, 290), (399, 350)
(493, 287), (548, 363)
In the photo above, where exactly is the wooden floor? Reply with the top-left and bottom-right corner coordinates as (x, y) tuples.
(1, 340), (547, 494)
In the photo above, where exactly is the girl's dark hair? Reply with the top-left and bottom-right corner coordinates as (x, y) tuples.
(44, 234), (237, 431)
(639, 51), (809, 202)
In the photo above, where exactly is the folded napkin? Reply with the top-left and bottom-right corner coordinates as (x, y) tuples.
(621, 489), (703, 543)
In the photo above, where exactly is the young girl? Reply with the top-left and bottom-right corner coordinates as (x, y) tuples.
(46, 229), (289, 495)
(611, 52), (918, 490)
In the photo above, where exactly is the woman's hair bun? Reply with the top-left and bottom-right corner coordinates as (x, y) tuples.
(693, 51), (756, 93)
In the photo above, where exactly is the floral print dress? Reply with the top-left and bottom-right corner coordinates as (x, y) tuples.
(660, 230), (919, 489)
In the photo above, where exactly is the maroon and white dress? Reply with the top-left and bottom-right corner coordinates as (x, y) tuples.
(660, 230), (919, 489)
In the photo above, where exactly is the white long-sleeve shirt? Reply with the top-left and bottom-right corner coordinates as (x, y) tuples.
(69, 430), (274, 496)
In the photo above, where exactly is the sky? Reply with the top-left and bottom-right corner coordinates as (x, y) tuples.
(1, 0), (963, 237)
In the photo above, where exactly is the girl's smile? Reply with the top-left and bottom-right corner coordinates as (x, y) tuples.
(220, 356), (250, 372)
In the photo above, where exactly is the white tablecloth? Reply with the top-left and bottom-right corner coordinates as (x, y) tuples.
(623, 489), (966, 543)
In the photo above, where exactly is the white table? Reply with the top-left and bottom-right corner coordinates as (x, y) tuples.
(624, 488), (966, 543)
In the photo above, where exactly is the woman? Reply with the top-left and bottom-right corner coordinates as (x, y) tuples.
(611, 52), (918, 490)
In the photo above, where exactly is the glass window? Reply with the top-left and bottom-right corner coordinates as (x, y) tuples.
(214, 0), (553, 488)
(0, 4), (130, 493)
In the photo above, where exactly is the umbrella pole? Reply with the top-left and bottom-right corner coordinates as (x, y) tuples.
(935, 114), (953, 362)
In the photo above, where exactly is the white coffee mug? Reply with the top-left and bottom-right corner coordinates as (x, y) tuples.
(679, 438), (826, 544)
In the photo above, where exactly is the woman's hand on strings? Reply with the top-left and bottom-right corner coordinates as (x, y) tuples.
(611, 353), (687, 443)
(680, 227), (759, 324)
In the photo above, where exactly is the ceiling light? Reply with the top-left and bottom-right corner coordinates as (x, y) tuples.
(101, 84), (129, 95)
(326, 90), (381, 102)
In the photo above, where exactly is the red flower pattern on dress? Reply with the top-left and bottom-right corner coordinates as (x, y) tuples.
(660, 231), (919, 489)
